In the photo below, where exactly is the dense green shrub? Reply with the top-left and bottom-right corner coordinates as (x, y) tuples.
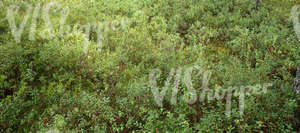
(0, 0), (299, 132)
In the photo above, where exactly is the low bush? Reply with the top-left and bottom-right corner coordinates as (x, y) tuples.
(0, 0), (299, 132)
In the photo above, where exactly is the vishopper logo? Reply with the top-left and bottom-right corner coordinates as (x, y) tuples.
(149, 65), (272, 117)
(1, 2), (129, 52)
(291, 5), (300, 41)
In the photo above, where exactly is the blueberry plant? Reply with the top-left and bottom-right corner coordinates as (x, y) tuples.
(0, 0), (299, 132)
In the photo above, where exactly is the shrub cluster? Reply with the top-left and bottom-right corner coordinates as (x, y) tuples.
(0, 0), (299, 132)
